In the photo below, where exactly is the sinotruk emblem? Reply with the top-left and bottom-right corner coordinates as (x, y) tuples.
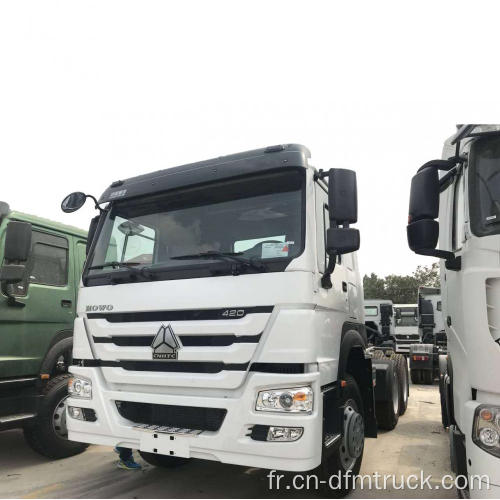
(151, 324), (180, 360)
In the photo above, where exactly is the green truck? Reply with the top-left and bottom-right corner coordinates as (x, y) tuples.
(0, 201), (88, 458)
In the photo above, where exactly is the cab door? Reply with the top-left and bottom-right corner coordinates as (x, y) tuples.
(0, 227), (74, 378)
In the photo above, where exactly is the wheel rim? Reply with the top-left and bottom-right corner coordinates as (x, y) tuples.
(52, 395), (68, 439)
(339, 401), (364, 471)
(393, 373), (400, 414)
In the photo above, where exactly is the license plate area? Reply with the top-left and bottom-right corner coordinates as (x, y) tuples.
(135, 424), (201, 458)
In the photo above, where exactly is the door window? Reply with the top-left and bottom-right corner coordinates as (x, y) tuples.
(452, 173), (465, 250)
(11, 231), (69, 296)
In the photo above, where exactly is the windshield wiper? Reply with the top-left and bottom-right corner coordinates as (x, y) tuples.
(170, 251), (267, 273)
(88, 261), (143, 271)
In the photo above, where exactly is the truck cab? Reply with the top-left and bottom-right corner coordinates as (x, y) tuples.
(393, 303), (419, 355)
(62, 144), (404, 495)
(364, 299), (395, 347)
(407, 125), (500, 496)
(0, 202), (88, 458)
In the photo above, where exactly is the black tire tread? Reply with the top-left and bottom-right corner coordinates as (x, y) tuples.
(390, 353), (409, 415)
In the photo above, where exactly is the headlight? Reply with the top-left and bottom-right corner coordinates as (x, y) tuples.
(255, 387), (313, 413)
(68, 376), (92, 399)
(473, 405), (500, 457)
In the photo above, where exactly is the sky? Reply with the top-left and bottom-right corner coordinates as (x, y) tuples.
(1, 0), (500, 278)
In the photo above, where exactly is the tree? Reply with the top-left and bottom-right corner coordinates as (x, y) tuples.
(362, 262), (440, 304)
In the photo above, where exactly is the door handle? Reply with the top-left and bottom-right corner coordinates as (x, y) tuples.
(61, 299), (72, 308)
(342, 281), (348, 293)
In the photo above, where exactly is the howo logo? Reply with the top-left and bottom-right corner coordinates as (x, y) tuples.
(86, 305), (114, 312)
(151, 324), (181, 360)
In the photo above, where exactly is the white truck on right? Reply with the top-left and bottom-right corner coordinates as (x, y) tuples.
(407, 124), (500, 496)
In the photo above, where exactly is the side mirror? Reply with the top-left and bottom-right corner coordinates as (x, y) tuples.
(328, 168), (358, 224)
(407, 165), (461, 270)
(61, 192), (87, 213)
(326, 227), (360, 255)
(395, 308), (401, 320)
(408, 167), (439, 222)
(0, 221), (32, 307)
(407, 219), (439, 253)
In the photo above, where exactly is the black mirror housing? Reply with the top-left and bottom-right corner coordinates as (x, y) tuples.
(0, 264), (26, 284)
(4, 221), (32, 262)
(407, 219), (439, 253)
(409, 167), (439, 222)
(328, 168), (358, 224)
(326, 227), (360, 255)
(61, 192), (87, 213)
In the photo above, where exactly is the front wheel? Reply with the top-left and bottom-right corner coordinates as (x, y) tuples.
(311, 374), (364, 497)
(23, 374), (88, 459)
(138, 451), (190, 468)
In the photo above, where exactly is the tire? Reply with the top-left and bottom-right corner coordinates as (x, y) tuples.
(375, 361), (400, 430)
(138, 451), (190, 468)
(23, 374), (89, 459)
(310, 374), (364, 497)
(390, 353), (409, 415)
(439, 372), (449, 428)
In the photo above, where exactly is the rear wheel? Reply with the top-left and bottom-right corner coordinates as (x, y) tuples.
(138, 451), (190, 468)
(390, 353), (409, 415)
(23, 374), (88, 459)
(376, 361), (400, 430)
(311, 374), (364, 497)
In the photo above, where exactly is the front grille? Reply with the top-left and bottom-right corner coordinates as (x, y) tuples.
(93, 333), (262, 347)
(116, 401), (227, 432)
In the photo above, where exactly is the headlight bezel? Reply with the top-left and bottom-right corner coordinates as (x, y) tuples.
(255, 386), (313, 413)
(68, 376), (92, 399)
(473, 404), (500, 457)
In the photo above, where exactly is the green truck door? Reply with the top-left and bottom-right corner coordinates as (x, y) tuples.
(0, 229), (76, 378)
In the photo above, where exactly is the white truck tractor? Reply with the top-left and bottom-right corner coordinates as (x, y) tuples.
(407, 125), (500, 496)
(61, 144), (405, 495)
(393, 303), (420, 355)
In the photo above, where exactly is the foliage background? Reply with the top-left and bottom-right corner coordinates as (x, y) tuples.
(363, 262), (440, 304)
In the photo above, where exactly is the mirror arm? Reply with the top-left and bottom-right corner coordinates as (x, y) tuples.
(86, 195), (104, 213)
(415, 248), (462, 271)
(321, 254), (336, 289)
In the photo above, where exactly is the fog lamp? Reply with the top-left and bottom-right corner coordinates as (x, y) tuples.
(267, 426), (303, 442)
(68, 406), (85, 420)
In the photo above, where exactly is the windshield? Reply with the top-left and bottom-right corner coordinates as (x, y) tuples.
(85, 169), (305, 284)
(395, 307), (418, 327)
(364, 306), (378, 317)
(470, 136), (500, 237)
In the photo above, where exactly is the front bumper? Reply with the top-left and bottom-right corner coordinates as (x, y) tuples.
(67, 365), (322, 472)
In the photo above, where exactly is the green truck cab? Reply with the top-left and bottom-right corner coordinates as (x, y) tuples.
(0, 201), (88, 458)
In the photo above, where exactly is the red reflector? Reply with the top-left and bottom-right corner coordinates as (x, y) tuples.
(413, 355), (429, 361)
